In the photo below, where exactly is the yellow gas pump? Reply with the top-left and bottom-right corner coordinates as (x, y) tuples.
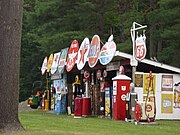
(71, 75), (81, 115)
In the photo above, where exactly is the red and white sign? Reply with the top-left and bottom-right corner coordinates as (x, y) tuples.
(103, 70), (107, 78)
(99, 35), (116, 65)
(135, 34), (147, 61)
(84, 70), (90, 79)
(88, 35), (101, 68)
(66, 40), (79, 72)
(51, 52), (61, 74)
(41, 56), (48, 75)
(77, 38), (90, 70)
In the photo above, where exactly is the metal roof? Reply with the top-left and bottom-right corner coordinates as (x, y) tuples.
(115, 51), (180, 74)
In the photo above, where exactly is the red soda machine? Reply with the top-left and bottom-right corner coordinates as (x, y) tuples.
(112, 67), (131, 120)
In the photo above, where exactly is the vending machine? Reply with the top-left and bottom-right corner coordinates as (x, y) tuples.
(105, 86), (112, 118)
(112, 74), (131, 120)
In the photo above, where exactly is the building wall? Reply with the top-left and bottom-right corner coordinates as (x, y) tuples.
(134, 72), (180, 120)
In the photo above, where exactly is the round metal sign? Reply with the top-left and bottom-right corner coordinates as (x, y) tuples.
(84, 70), (90, 79)
(99, 35), (116, 65)
(77, 38), (90, 70)
(88, 35), (101, 68)
(66, 40), (79, 72)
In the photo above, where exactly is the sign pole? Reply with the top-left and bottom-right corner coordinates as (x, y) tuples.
(130, 22), (147, 83)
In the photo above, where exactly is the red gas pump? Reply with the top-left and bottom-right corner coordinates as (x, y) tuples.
(112, 74), (131, 120)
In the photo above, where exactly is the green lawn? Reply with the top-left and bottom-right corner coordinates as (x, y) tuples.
(15, 110), (180, 135)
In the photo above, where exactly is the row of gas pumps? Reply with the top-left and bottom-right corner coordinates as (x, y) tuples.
(39, 68), (156, 124)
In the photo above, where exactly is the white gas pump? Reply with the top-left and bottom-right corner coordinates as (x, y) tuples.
(134, 71), (156, 123)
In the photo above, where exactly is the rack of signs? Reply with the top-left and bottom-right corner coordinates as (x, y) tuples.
(40, 34), (117, 117)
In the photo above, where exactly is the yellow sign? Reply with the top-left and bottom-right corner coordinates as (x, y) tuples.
(47, 54), (53, 72)
(161, 94), (173, 113)
(143, 74), (156, 94)
(105, 98), (110, 117)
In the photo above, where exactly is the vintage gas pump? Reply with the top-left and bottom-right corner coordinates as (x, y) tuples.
(44, 89), (50, 110)
(50, 84), (56, 110)
(112, 66), (131, 120)
(125, 82), (138, 121)
(134, 71), (156, 123)
(73, 75), (83, 117)
(82, 71), (91, 117)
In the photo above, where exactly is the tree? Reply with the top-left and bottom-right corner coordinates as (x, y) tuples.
(0, 0), (24, 133)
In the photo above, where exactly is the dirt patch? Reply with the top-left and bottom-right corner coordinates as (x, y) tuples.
(18, 100), (33, 112)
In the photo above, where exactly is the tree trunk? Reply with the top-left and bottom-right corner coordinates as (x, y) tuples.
(0, 0), (24, 133)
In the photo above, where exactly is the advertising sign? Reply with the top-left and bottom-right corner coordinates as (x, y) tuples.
(41, 56), (48, 75)
(105, 87), (111, 118)
(113, 81), (117, 95)
(47, 54), (53, 73)
(50, 52), (61, 75)
(99, 35), (116, 65)
(143, 73), (156, 94)
(66, 40), (79, 72)
(77, 38), (90, 70)
(88, 35), (101, 68)
(84, 70), (90, 79)
(162, 75), (173, 91)
(161, 94), (173, 114)
(106, 61), (120, 71)
(174, 82), (180, 108)
(135, 74), (143, 87)
(58, 48), (68, 74)
(135, 34), (147, 61)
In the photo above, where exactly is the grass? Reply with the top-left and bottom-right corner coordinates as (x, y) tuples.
(12, 110), (180, 135)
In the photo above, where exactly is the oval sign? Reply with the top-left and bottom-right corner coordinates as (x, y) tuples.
(41, 56), (48, 75)
(77, 38), (90, 70)
(103, 70), (107, 78)
(84, 70), (90, 79)
(47, 54), (53, 73)
(99, 35), (116, 65)
(66, 40), (79, 72)
(58, 48), (68, 74)
(88, 35), (101, 68)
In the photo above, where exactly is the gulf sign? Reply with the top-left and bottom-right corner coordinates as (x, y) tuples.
(99, 35), (116, 65)
(66, 40), (79, 72)
(88, 35), (101, 68)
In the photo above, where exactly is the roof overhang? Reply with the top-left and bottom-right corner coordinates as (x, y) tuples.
(115, 51), (180, 74)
